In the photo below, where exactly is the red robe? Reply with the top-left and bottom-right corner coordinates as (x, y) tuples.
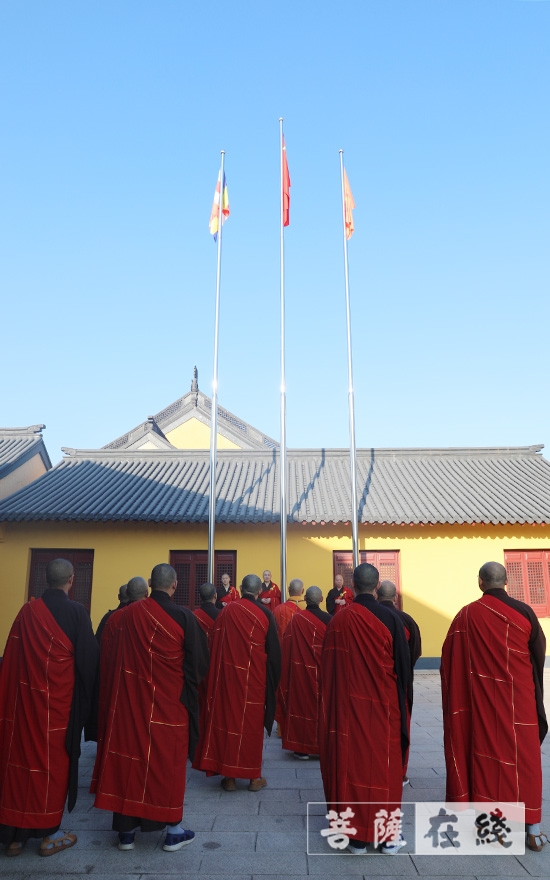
(195, 598), (274, 779)
(218, 586), (239, 608)
(273, 599), (301, 643)
(90, 607), (127, 794)
(0, 595), (98, 831)
(332, 587), (354, 614)
(260, 582), (281, 611)
(320, 601), (407, 843)
(193, 606), (218, 738)
(274, 600), (302, 724)
(280, 610), (327, 754)
(93, 597), (190, 823)
(194, 607), (216, 646)
(441, 591), (546, 823)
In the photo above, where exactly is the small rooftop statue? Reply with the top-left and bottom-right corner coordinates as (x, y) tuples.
(191, 366), (199, 393)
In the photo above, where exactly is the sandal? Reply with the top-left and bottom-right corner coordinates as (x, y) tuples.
(526, 832), (549, 852)
(6, 841), (23, 857)
(39, 833), (77, 857)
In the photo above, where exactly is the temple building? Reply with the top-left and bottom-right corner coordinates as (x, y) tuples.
(1, 369), (550, 665)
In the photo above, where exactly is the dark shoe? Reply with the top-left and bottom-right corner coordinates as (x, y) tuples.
(221, 777), (237, 791)
(163, 829), (195, 852)
(117, 832), (135, 851)
(293, 752), (309, 760)
(248, 777), (267, 791)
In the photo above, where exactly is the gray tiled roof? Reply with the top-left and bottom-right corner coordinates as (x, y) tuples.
(0, 444), (549, 526)
(0, 426), (52, 479)
(103, 390), (279, 452)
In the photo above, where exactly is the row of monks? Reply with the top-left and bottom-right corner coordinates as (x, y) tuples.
(0, 558), (546, 857)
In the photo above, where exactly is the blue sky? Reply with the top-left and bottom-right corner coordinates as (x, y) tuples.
(2, 1), (549, 463)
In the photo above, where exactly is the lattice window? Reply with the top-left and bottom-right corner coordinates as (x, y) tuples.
(172, 559), (191, 606)
(170, 550), (236, 611)
(504, 551), (550, 617)
(333, 551), (401, 608)
(28, 549), (94, 613)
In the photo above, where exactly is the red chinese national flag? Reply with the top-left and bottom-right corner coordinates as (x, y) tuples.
(282, 138), (291, 227)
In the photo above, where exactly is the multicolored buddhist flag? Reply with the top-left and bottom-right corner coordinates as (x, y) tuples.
(343, 169), (355, 240)
(282, 137), (291, 227)
(209, 171), (230, 241)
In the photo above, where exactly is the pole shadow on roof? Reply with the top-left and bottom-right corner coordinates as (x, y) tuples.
(218, 448), (278, 521)
(290, 449), (326, 521)
(357, 448), (375, 523)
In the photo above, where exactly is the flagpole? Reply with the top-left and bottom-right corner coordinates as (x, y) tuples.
(279, 118), (287, 602)
(208, 150), (225, 585)
(339, 150), (359, 570)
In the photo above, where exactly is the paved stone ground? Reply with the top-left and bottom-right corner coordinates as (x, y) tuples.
(2, 671), (550, 879)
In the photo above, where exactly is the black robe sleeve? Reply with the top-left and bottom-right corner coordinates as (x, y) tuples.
(399, 610), (422, 669)
(326, 588), (337, 616)
(41, 590), (99, 812)
(149, 591), (210, 760)
(355, 594), (411, 762)
(263, 610), (282, 734)
(246, 596), (281, 734)
(180, 608), (210, 760)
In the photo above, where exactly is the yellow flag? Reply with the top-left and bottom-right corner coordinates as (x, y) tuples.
(344, 169), (355, 240)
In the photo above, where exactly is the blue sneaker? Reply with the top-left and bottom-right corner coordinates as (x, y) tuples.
(118, 832), (135, 851)
(163, 829), (195, 852)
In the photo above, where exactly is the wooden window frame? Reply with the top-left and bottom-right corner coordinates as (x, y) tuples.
(504, 550), (550, 617)
(169, 550), (237, 611)
(28, 549), (94, 613)
(333, 550), (402, 609)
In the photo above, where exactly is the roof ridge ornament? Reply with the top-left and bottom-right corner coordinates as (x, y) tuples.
(191, 366), (199, 393)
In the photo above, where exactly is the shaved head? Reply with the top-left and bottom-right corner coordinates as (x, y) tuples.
(353, 563), (379, 594)
(126, 577), (148, 601)
(377, 580), (397, 602)
(242, 574), (262, 596)
(199, 582), (217, 602)
(150, 563), (177, 591)
(479, 561), (507, 590)
(118, 583), (128, 601)
(46, 558), (74, 589)
(288, 578), (304, 597)
(305, 585), (323, 606)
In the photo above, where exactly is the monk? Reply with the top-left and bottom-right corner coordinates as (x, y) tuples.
(0, 558), (98, 857)
(377, 579), (421, 785)
(441, 561), (548, 852)
(93, 563), (209, 852)
(216, 572), (239, 610)
(194, 573), (281, 791)
(90, 577), (148, 761)
(193, 582), (220, 737)
(320, 563), (410, 854)
(273, 578), (304, 737)
(325, 574), (353, 615)
(195, 581), (221, 644)
(259, 569), (282, 610)
(95, 583), (128, 642)
(273, 578), (304, 642)
(279, 585), (330, 760)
